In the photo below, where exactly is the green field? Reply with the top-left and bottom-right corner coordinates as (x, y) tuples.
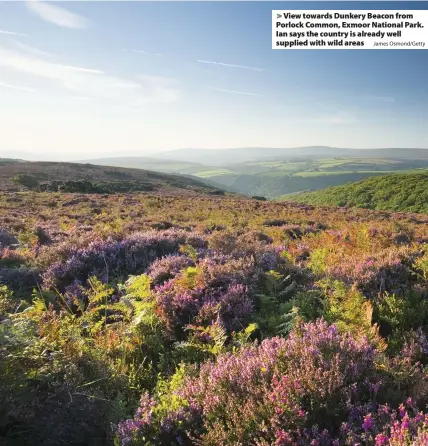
(82, 156), (428, 198)
(194, 169), (235, 178)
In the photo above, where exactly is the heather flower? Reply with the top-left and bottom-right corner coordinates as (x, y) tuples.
(147, 254), (195, 285)
(259, 251), (280, 271)
(43, 229), (206, 292)
(275, 429), (293, 445)
(328, 247), (416, 297)
(118, 320), (381, 445)
(362, 414), (374, 432)
(375, 433), (388, 445)
(154, 255), (259, 336)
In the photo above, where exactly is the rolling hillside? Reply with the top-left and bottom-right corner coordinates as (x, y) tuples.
(288, 172), (428, 213)
(81, 153), (428, 198)
(0, 160), (223, 195)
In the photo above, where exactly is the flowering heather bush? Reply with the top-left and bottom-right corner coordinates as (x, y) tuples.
(154, 256), (259, 335)
(269, 399), (428, 445)
(35, 231), (114, 269)
(147, 254), (195, 285)
(400, 329), (428, 365)
(117, 319), (380, 445)
(4, 192), (428, 445)
(335, 399), (428, 445)
(196, 255), (260, 287)
(312, 247), (417, 298)
(42, 229), (207, 293)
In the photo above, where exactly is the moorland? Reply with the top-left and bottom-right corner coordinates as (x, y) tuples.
(0, 160), (221, 195)
(2, 161), (428, 445)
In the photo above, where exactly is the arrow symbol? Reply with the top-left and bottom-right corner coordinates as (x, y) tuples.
(277, 14), (282, 18)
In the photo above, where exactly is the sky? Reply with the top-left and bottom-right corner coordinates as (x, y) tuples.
(0, 1), (427, 161)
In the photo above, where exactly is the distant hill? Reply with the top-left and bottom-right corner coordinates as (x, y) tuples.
(80, 151), (428, 198)
(0, 160), (224, 195)
(152, 147), (428, 166)
(82, 147), (428, 170)
(0, 151), (55, 161)
(153, 147), (340, 165)
(0, 158), (25, 164)
(287, 172), (428, 213)
(78, 156), (206, 175)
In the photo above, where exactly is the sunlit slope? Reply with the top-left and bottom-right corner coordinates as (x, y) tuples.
(0, 160), (225, 195)
(287, 172), (428, 213)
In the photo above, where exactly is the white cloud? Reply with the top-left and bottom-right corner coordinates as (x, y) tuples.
(61, 65), (104, 74)
(134, 75), (180, 104)
(197, 60), (263, 71)
(26, 1), (88, 29)
(0, 81), (35, 92)
(0, 46), (102, 79)
(212, 88), (264, 97)
(0, 29), (27, 37)
(123, 49), (149, 54)
(12, 40), (51, 57)
(123, 49), (162, 56)
(0, 46), (179, 104)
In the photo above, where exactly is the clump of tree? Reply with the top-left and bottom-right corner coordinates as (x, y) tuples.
(12, 174), (39, 189)
(12, 175), (158, 194)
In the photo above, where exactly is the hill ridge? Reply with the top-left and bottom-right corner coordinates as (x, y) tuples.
(287, 171), (428, 214)
(0, 160), (225, 195)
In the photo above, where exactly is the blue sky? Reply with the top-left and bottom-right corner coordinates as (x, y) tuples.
(0, 1), (427, 160)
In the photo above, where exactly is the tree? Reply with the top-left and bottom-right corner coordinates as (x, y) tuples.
(12, 174), (39, 189)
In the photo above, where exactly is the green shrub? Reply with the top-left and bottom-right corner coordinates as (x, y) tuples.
(12, 174), (39, 189)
